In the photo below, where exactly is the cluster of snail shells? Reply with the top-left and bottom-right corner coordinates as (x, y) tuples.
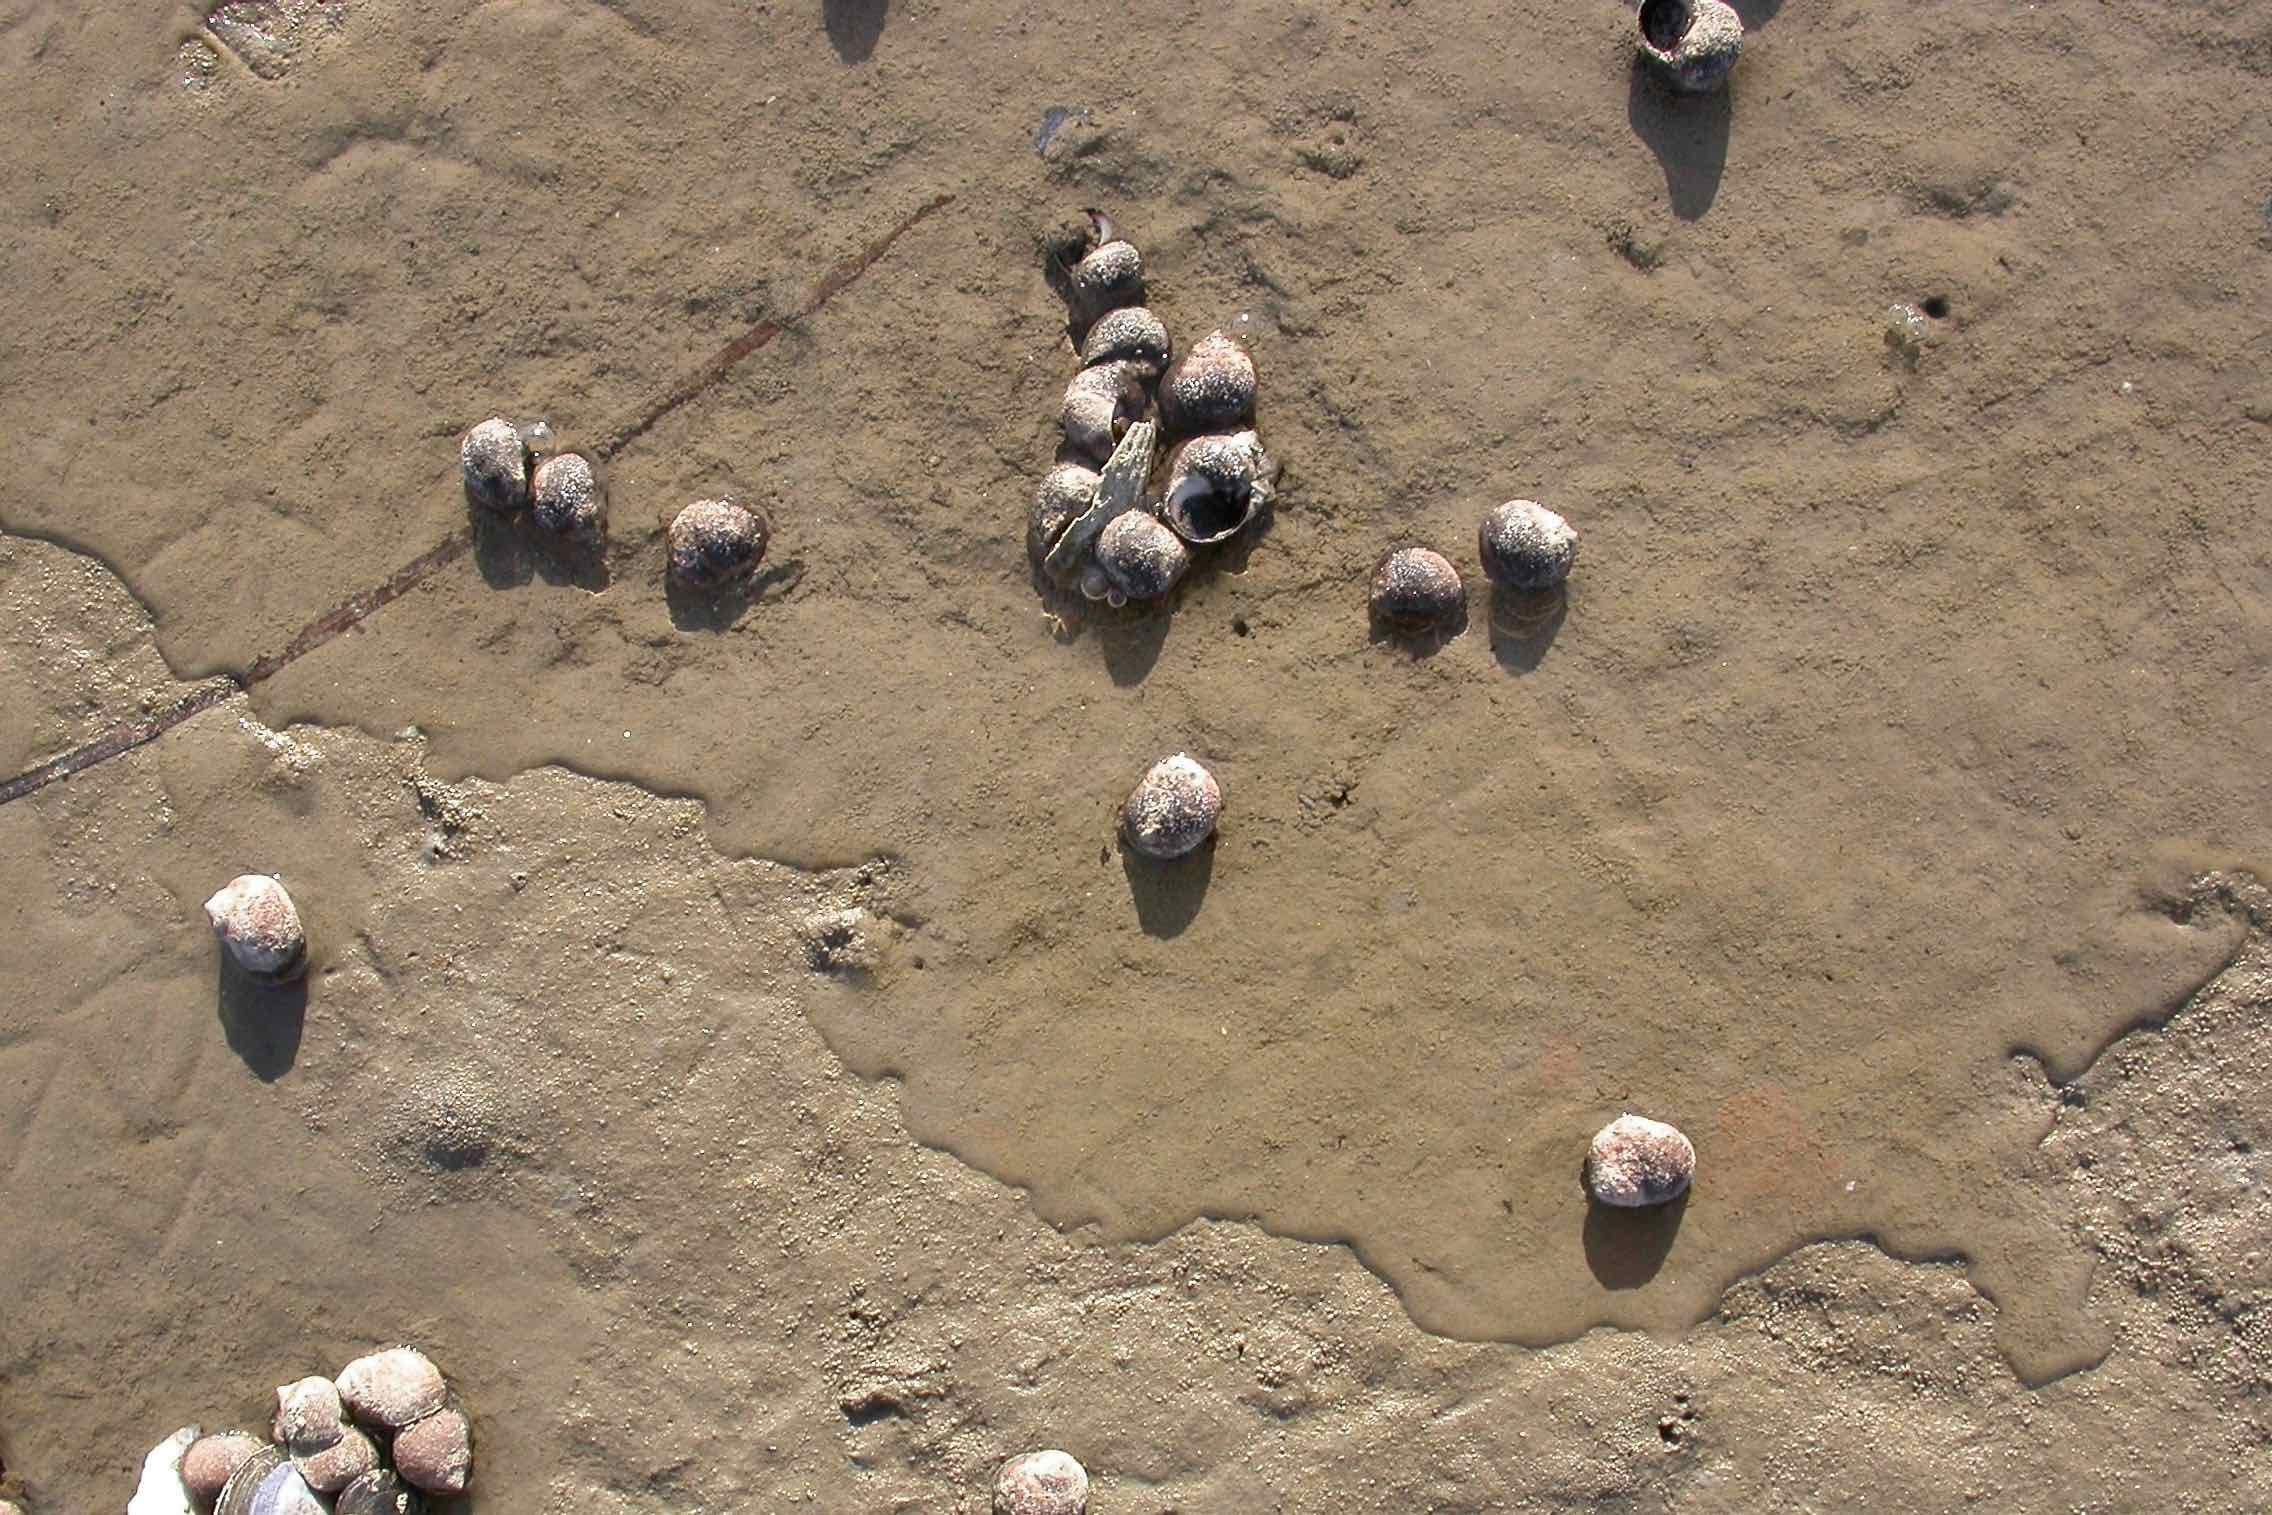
(460, 416), (607, 538)
(146, 1347), (471, 1515)
(1030, 212), (1275, 608)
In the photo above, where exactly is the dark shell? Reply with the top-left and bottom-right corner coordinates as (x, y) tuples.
(337, 1470), (426, 1515)
(1369, 547), (1465, 631)
(1637, 0), (1743, 94)
(459, 416), (531, 513)
(666, 500), (770, 589)
(1028, 463), (1099, 568)
(1095, 512), (1190, 604)
(531, 451), (606, 535)
(1161, 431), (1272, 546)
(213, 1448), (314, 1515)
(1477, 500), (1578, 589)
(1159, 331), (1256, 434)
(1122, 754), (1222, 861)
(1078, 306), (1171, 375)
(1059, 361), (1150, 463)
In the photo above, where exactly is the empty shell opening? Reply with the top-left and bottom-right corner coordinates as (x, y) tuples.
(1639, 0), (1694, 51)
(1169, 478), (1247, 543)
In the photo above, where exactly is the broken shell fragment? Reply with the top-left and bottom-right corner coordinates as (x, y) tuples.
(530, 451), (606, 536)
(294, 1426), (378, 1496)
(335, 1347), (448, 1428)
(336, 1469), (425, 1515)
(1584, 1113), (1696, 1207)
(1636, 0), (1743, 94)
(272, 1377), (343, 1452)
(1369, 546), (1466, 632)
(1078, 305), (1171, 376)
(1477, 499), (1578, 589)
(1159, 330), (1256, 434)
(1028, 463), (1099, 568)
(1059, 360), (1150, 462)
(204, 875), (308, 983)
(459, 416), (531, 513)
(1068, 213), (1144, 323)
(1162, 430), (1274, 546)
(993, 1449), (1090, 1515)
(217, 1458), (326, 1515)
(391, 1403), (474, 1497)
(184, 1432), (268, 1507)
(1095, 511), (1190, 605)
(1122, 754), (1222, 861)
(129, 1426), (200, 1515)
(666, 500), (769, 590)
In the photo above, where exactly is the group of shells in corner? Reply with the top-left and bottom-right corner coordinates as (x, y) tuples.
(1027, 212), (1278, 610)
(459, 417), (772, 594)
(125, 1347), (469, 1515)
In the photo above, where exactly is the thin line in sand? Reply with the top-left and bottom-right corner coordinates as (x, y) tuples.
(0, 193), (955, 811)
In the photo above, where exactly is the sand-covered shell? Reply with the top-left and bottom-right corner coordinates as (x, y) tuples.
(294, 1426), (378, 1496)
(1078, 306), (1171, 376)
(272, 1377), (343, 1452)
(204, 875), (308, 983)
(336, 1347), (448, 1429)
(1159, 331), (1256, 435)
(1162, 430), (1273, 546)
(1584, 1113), (1695, 1208)
(531, 451), (606, 536)
(1637, 0), (1743, 94)
(1059, 361), (1149, 462)
(1477, 500), (1578, 589)
(1369, 547), (1465, 632)
(336, 1469), (425, 1515)
(184, 1432), (268, 1507)
(459, 416), (531, 513)
(1121, 754), (1222, 861)
(993, 1449), (1090, 1515)
(1095, 511), (1190, 605)
(666, 500), (769, 590)
(128, 1426), (200, 1515)
(391, 1401), (473, 1497)
(1028, 463), (1099, 568)
(1068, 215), (1144, 323)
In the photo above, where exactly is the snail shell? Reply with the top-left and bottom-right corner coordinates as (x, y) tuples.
(1161, 431), (1273, 546)
(336, 1469), (425, 1515)
(666, 500), (770, 589)
(1636, 0), (1743, 94)
(1095, 511), (1190, 605)
(1122, 754), (1222, 861)
(530, 450), (606, 536)
(459, 416), (531, 513)
(1159, 330), (1256, 435)
(1059, 361), (1150, 463)
(204, 875), (308, 983)
(1477, 500), (1577, 589)
(1369, 547), (1465, 632)
(294, 1427), (379, 1496)
(1078, 306), (1171, 376)
(335, 1347), (448, 1429)
(184, 1432), (269, 1507)
(1068, 213), (1144, 323)
(272, 1377), (343, 1452)
(1584, 1113), (1696, 1207)
(391, 1398), (474, 1497)
(993, 1449), (1090, 1515)
(1028, 463), (1100, 568)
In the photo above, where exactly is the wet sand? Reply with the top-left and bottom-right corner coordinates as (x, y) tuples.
(3, 0), (2271, 1508)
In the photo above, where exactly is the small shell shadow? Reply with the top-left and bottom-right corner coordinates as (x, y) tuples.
(1582, 1189), (1689, 1290)
(1488, 584), (1568, 673)
(1625, 58), (1733, 222)
(822, 0), (888, 63)
(216, 956), (306, 1082)
(1369, 597), (1470, 659)
(1120, 836), (1215, 938)
(469, 507), (611, 592)
(666, 559), (804, 632)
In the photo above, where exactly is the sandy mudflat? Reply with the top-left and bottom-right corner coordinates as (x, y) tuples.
(3, 0), (2271, 1509)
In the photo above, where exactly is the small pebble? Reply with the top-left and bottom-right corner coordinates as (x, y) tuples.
(272, 1376), (343, 1452)
(1636, 0), (1744, 94)
(1369, 547), (1465, 632)
(1122, 754), (1222, 861)
(1078, 306), (1171, 375)
(183, 1432), (266, 1506)
(993, 1449), (1089, 1515)
(1095, 511), (1190, 604)
(1028, 463), (1099, 567)
(1159, 330), (1256, 434)
(1477, 500), (1578, 589)
(666, 500), (769, 589)
(1584, 1113), (1695, 1208)
(293, 1426), (378, 1495)
(335, 1347), (448, 1428)
(391, 1404), (474, 1496)
(530, 451), (606, 536)
(204, 874), (308, 983)
(1060, 361), (1149, 462)
(459, 416), (531, 513)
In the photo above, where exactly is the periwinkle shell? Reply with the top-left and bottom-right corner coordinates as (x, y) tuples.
(294, 1425), (378, 1495)
(335, 1347), (448, 1429)
(1584, 1113), (1696, 1208)
(391, 1401), (474, 1496)
(1161, 431), (1273, 546)
(1028, 463), (1100, 568)
(1368, 547), (1465, 632)
(1059, 361), (1149, 462)
(530, 451), (606, 536)
(1159, 331), (1256, 434)
(204, 875), (308, 983)
(1636, 0), (1743, 94)
(1078, 306), (1171, 376)
(459, 416), (531, 513)
(1069, 233), (1144, 324)
(184, 1432), (268, 1507)
(666, 500), (770, 590)
(1095, 511), (1190, 605)
(1121, 754), (1222, 861)
(1477, 500), (1578, 589)
(993, 1449), (1090, 1515)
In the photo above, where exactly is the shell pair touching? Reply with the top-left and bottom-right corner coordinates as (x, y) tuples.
(460, 416), (607, 538)
(1032, 212), (1278, 609)
(132, 1346), (471, 1515)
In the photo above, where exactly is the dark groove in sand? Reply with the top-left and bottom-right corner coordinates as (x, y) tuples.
(0, 194), (956, 809)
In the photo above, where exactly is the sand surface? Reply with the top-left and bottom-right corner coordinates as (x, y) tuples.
(3, 0), (2270, 1509)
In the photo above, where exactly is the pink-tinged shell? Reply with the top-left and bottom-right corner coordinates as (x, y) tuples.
(1584, 1113), (1696, 1207)
(335, 1347), (447, 1428)
(204, 875), (308, 982)
(392, 1404), (473, 1496)
(293, 1426), (378, 1495)
(993, 1449), (1089, 1515)
(272, 1376), (343, 1452)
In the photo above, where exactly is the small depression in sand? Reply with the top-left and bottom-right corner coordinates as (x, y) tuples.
(4, 0), (2268, 1405)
